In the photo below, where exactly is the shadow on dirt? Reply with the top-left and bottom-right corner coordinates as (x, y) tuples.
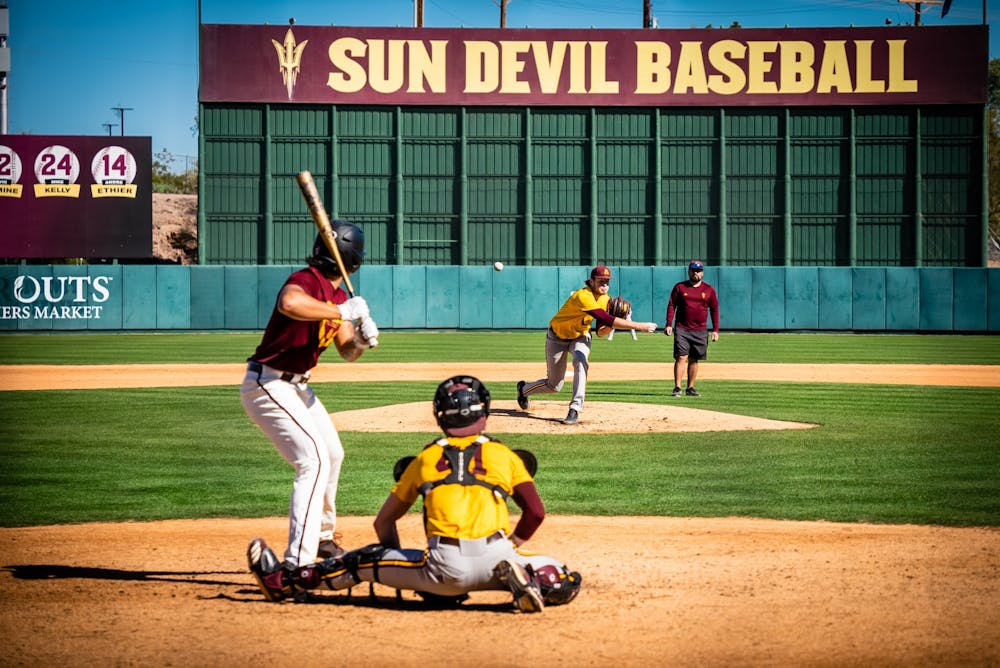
(4, 564), (244, 586)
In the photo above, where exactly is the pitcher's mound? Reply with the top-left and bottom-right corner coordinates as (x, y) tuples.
(332, 400), (816, 434)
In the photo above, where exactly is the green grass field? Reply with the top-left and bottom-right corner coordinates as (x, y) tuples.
(1, 332), (997, 528)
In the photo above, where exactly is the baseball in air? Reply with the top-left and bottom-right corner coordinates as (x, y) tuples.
(493, 261), (504, 272)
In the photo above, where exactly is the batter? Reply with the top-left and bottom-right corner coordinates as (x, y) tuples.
(247, 375), (582, 612)
(241, 222), (379, 568)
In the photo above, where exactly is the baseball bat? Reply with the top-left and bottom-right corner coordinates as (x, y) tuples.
(296, 170), (355, 297)
(296, 170), (378, 348)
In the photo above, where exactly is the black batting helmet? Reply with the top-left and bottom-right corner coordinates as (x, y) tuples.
(433, 375), (491, 437)
(308, 221), (365, 277)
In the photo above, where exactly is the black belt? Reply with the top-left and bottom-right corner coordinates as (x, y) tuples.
(435, 531), (505, 547)
(247, 360), (310, 384)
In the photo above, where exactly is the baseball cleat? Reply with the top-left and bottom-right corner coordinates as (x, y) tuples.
(562, 408), (579, 425)
(516, 380), (530, 410)
(685, 387), (701, 397)
(494, 559), (544, 613)
(672, 387), (682, 397)
(247, 537), (292, 602)
(317, 537), (346, 559)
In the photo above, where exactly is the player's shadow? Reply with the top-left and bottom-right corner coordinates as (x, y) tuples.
(6, 564), (519, 612)
(489, 407), (565, 424)
(4, 564), (246, 587)
(302, 587), (513, 613)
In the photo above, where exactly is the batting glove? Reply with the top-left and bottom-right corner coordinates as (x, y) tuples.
(338, 296), (370, 321)
(359, 317), (380, 348)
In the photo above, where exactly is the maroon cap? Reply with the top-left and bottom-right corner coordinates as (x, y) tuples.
(590, 265), (612, 281)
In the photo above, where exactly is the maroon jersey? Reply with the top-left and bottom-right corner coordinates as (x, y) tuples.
(666, 280), (719, 332)
(249, 266), (347, 373)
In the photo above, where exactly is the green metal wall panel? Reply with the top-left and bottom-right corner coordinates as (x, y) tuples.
(597, 217), (648, 266)
(953, 267), (987, 331)
(190, 266), (226, 329)
(818, 267), (853, 330)
(885, 267), (920, 329)
(785, 267), (819, 329)
(201, 107), (263, 136)
(468, 219), (517, 266)
(199, 103), (985, 268)
(919, 268), (954, 330)
(156, 266), (191, 329)
(851, 267), (886, 330)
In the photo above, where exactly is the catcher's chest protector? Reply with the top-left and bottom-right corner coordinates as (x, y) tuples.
(418, 436), (510, 501)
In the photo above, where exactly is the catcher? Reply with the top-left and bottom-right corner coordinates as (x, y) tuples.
(247, 375), (582, 613)
(516, 265), (657, 424)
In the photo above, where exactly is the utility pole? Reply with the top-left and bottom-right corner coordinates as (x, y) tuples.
(494, 0), (509, 28)
(643, 0), (652, 28)
(897, 0), (944, 25)
(111, 105), (133, 136)
(414, 0), (423, 27)
(102, 122), (118, 136)
(0, 2), (9, 135)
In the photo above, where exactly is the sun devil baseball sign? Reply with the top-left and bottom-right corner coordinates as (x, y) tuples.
(0, 135), (152, 259)
(200, 24), (986, 106)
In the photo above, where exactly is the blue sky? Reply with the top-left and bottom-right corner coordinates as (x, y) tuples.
(5, 0), (994, 173)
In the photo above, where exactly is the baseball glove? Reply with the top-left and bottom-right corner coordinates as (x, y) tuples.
(606, 296), (632, 320)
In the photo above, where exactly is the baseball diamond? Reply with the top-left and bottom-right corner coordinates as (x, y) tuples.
(1, 360), (998, 665)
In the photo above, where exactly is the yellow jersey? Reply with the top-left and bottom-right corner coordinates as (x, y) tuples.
(548, 286), (610, 340)
(392, 434), (533, 540)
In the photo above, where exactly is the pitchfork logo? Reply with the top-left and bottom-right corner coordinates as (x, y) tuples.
(271, 27), (308, 101)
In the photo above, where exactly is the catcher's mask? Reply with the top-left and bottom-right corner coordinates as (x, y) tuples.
(307, 221), (365, 277)
(433, 375), (490, 437)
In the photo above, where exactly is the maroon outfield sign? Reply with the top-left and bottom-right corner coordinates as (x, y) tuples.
(0, 135), (152, 259)
(200, 24), (987, 107)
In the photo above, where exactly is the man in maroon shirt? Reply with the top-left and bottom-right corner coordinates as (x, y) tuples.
(665, 260), (720, 397)
(241, 222), (378, 570)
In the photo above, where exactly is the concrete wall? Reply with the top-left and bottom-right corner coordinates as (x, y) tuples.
(1, 265), (997, 332)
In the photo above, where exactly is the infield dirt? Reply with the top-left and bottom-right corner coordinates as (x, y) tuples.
(1, 362), (998, 665)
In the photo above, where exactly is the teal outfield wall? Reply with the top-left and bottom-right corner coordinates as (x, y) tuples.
(1, 264), (998, 333)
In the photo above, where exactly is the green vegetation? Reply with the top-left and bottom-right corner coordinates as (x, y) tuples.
(0, 332), (997, 528)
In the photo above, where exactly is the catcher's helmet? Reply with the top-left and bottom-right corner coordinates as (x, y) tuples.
(308, 221), (365, 277)
(433, 375), (490, 437)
